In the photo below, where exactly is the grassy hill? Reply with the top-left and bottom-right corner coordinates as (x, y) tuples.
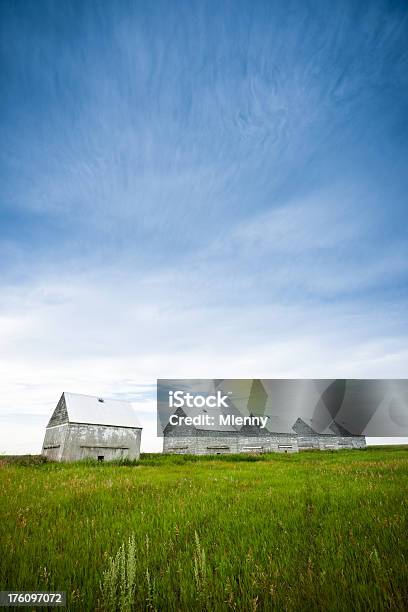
(1, 447), (407, 611)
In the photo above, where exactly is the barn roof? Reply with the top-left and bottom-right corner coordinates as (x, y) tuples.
(47, 392), (142, 429)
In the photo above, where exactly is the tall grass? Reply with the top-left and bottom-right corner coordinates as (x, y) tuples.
(192, 531), (209, 609)
(0, 448), (407, 610)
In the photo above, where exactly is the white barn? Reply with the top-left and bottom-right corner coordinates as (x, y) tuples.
(42, 392), (142, 462)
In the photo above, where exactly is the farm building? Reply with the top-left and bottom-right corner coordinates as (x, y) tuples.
(42, 392), (142, 462)
(163, 409), (366, 454)
(161, 379), (369, 455)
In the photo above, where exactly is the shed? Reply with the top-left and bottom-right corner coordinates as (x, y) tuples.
(42, 392), (142, 462)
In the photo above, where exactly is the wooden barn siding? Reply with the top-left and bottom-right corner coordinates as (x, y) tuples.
(163, 434), (299, 454)
(163, 431), (366, 454)
(41, 423), (69, 461)
(42, 423), (142, 461)
(47, 394), (68, 427)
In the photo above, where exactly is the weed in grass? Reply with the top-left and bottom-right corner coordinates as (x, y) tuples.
(193, 531), (208, 608)
(100, 535), (137, 612)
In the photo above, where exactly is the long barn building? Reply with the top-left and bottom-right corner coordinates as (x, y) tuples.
(161, 379), (370, 455)
(163, 409), (366, 454)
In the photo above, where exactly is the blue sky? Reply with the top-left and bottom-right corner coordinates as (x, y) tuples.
(1, 0), (408, 452)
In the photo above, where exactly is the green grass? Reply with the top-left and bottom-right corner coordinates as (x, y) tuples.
(1, 448), (407, 611)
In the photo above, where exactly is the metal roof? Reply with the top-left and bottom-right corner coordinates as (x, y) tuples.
(63, 392), (142, 428)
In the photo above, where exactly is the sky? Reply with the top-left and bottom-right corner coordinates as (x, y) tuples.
(1, 0), (408, 453)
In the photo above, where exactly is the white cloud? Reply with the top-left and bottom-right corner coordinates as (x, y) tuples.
(0, 263), (407, 453)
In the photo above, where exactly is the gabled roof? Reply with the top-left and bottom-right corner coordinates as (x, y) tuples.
(47, 392), (142, 429)
(328, 421), (353, 436)
(292, 417), (317, 435)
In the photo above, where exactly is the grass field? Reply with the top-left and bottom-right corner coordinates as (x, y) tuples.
(1, 447), (407, 611)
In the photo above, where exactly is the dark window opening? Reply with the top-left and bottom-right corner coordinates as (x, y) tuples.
(98, 398), (105, 403)
(98, 455), (104, 462)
